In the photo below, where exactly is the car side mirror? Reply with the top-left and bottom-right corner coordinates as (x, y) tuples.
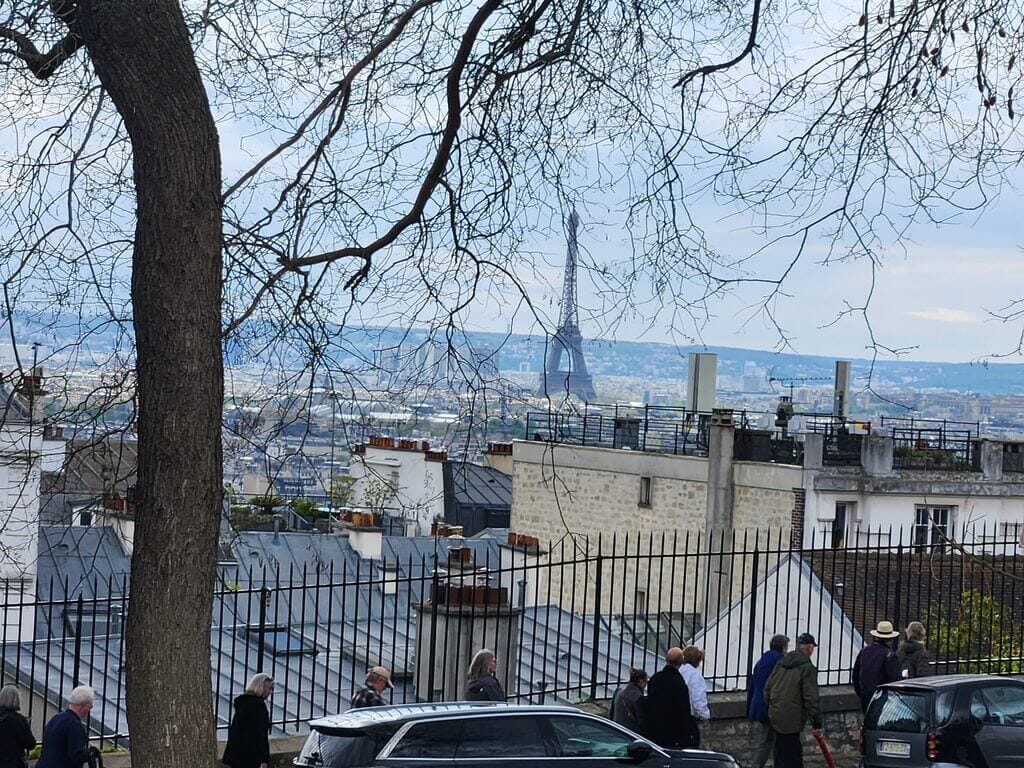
(626, 740), (654, 763)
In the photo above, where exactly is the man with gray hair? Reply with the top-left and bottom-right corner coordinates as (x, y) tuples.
(37, 685), (98, 768)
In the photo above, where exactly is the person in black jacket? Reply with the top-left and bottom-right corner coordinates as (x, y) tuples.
(0, 685), (35, 768)
(610, 668), (648, 733)
(36, 685), (95, 768)
(896, 622), (931, 679)
(465, 649), (505, 701)
(222, 673), (274, 768)
(642, 647), (696, 750)
(853, 621), (902, 712)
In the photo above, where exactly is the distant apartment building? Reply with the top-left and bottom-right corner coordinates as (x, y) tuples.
(801, 431), (1024, 550)
(40, 437), (138, 525)
(512, 404), (1024, 552)
(350, 437), (448, 536)
(373, 338), (500, 391)
(0, 376), (64, 640)
(349, 438), (511, 537)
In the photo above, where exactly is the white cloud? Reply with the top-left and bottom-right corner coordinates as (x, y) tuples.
(904, 308), (981, 324)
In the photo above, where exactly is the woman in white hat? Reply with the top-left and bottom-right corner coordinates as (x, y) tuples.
(852, 621), (902, 712)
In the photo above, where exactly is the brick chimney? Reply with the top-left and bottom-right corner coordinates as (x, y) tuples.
(414, 547), (521, 702)
(482, 442), (513, 475)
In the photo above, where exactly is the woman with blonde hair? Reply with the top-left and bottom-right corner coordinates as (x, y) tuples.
(465, 649), (505, 701)
(0, 685), (35, 768)
(222, 673), (274, 768)
(897, 621), (931, 679)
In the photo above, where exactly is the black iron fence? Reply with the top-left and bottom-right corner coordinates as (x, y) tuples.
(524, 404), (719, 456)
(3, 524), (1022, 747)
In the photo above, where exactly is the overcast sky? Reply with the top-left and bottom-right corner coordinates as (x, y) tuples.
(458, 184), (1024, 365)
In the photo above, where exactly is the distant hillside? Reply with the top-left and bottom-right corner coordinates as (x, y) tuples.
(10, 314), (1024, 395)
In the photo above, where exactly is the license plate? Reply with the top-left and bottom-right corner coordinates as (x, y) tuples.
(877, 740), (911, 758)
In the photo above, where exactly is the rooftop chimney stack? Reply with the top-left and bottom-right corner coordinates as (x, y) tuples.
(687, 353), (717, 412)
(833, 361), (851, 422)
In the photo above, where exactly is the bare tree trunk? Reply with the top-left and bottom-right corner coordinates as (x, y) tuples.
(76, 2), (223, 765)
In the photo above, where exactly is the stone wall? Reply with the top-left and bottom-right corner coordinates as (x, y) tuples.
(511, 441), (708, 542)
(583, 685), (864, 768)
(510, 441), (802, 617)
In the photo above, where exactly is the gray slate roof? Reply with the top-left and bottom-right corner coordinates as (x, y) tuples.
(11, 529), (657, 745)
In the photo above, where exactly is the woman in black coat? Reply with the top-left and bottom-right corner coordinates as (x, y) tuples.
(222, 674), (274, 768)
(0, 685), (36, 768)
(465, 649), (505, 701)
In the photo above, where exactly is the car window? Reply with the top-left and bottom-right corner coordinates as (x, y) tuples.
(971, 686), (1024, 727)
(390, 721), (464, 759)
(296, 731), (384, 767)
(865, 689), (931, 734)
(547, 715), (637, 758)
(455, 715), (549, 759)
(934, 691), (956, 726)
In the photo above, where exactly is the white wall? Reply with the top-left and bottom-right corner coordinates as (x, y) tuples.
(350, 446), (445, 536)
(805, 487), (1024, 551)
(0, 421), (41, 642)
(693, 555), (864, 691)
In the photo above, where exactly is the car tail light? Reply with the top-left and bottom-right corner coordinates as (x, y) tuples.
(927, 731), (940, 761)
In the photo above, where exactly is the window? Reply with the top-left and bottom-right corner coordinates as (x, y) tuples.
(296, 731), (385, 767)
(865, 689), (931, 734)
(638, 477), (652, 507)
(243, 625), (317, 657)
(390, 721), (463, 759)
(634, 590), (647, 614)
(832, 502), (854, 549)
(970, 686), (1024, 727)
(455, 716), (548, 758)
(63, 605), (123, 638)
(934, 691), (956, 726)
(999, 522), (1022, 541)
(914, 506), (953, 551)
(547, 715), (636, 758)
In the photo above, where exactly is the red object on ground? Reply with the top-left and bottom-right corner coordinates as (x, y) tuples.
(814, 731), (837, 768)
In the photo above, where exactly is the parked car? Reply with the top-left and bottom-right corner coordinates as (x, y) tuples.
(294, 702), (738, 767)
(862, 674), (1024, 768)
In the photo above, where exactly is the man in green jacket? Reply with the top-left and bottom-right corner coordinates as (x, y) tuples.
(762, 633), (823, 768)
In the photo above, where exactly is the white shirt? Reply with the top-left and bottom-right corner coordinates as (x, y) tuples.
(679, 663), (711, 720)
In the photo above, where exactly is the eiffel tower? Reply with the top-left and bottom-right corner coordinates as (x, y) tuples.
(536, 209), (596, 401)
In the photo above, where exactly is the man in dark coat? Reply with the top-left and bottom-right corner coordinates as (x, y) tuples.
(746, 634), (788, 768)
(763, 633), (823, 768)
(36, 685), (95, 768)
(642, 647), (696, 750)
(853, 621), (902, 712)
(610, 668), (648, 733)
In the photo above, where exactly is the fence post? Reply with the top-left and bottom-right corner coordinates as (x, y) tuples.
(642, 405), (649, 451)
(256, 587), (269, 672)
(589, 546), (604, 701)
(745, 547), (760, 682)
(894, 544), (904, 629)
(72, 595), (83, 687)
(426, 555), (440, 702)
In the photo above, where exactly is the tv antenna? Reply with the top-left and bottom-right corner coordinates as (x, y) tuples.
(766, 368), (831, 402)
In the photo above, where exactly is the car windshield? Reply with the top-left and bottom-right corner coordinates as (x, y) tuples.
(866, 689), (932, 734)
(295, 730), (385, 767)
